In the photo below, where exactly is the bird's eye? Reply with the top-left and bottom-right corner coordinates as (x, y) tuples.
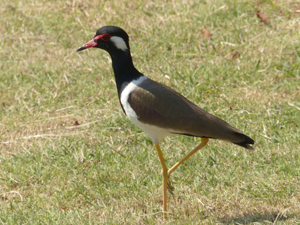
(101, 34), (111, 41)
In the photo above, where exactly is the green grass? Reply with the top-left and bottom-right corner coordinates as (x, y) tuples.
(1, 0), (300, 224)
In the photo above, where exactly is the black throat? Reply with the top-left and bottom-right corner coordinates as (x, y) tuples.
(108, 50), (143, 98)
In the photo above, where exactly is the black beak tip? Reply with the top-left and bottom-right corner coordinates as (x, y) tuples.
(76, 46), (86, 52)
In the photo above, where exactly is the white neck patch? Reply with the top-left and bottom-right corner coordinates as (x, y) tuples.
(111, 36), (128, 51)
(120, 76), (171, 143)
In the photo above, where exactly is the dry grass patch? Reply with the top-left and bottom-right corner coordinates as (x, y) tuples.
(1, 0), (300, 224)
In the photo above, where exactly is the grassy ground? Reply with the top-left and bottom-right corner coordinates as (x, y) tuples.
(1, 0), (300, 224)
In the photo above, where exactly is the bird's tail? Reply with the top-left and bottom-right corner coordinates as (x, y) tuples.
(233, 132), (255, 150)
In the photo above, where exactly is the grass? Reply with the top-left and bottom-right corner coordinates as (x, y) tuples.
(1, 0), (300, 224)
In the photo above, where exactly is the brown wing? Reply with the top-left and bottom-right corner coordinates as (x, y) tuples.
(128, 78), (254, 149)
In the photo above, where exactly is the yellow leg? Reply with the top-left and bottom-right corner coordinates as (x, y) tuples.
(168, 138), (209, 176)
(154, 138), (208, 219)
(155, 143), (168, 219)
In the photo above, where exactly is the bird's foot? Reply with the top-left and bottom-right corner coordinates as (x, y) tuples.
(161, 169), (175, 195)
(166, 175), (175, 195)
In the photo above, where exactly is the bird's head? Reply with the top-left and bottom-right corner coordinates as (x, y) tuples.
(77, 26), (130, 53)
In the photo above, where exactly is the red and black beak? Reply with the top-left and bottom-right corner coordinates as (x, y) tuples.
(77, 38), (98, 52)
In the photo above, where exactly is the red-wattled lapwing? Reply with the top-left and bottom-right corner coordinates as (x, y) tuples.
(77, 26), (254, 218)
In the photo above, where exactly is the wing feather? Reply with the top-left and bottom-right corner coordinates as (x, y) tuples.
(127, 78), (254, 149)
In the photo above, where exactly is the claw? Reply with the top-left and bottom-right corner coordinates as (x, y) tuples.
(161, 170), (175, 195)
(166, 174), (175, 195)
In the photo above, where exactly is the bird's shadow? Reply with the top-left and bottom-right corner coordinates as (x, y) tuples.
(218, 211), (298, 224)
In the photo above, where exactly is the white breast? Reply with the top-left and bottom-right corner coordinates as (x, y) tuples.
(120, 76), (172, 143)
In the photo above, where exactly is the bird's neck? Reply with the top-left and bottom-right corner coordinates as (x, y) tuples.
(109, 50), (143, 97)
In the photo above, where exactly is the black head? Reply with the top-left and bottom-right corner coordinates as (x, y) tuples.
(77, 26), (130, 54)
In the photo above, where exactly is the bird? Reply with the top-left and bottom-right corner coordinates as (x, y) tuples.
(77, 26), (255, 219)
